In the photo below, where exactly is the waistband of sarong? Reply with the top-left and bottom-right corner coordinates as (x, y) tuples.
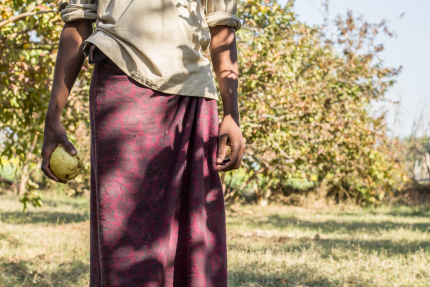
(88, 44), (119, 69)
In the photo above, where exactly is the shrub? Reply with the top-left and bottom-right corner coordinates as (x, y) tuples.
(223, 0), (407, 204)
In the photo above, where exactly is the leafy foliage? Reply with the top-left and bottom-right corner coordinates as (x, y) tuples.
(223, 0), (407, 204)
(0, 0), (92, 205)
(0, 0), (407, 207)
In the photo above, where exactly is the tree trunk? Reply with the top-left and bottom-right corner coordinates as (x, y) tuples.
(17, 134), (39, 195)
(425, 153), (430, 179)
(17, 164), (29, 195)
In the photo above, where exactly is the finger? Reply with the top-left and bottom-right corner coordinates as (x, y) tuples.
(41, 158), (66, 184)
(216, 134), (228, 165)
(237, 144), (245, 167)
(41, 148), (66, 184)
(59, 133), (77, 156)
(217, 141), (242, 172)
(42, 165), (66, 184)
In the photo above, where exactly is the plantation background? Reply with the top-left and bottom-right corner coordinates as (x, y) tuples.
(1, 0), (429, 207)
(1, 0), (430, 286)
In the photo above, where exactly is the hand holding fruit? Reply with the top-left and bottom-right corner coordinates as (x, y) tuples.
(41, 117), (82, 183)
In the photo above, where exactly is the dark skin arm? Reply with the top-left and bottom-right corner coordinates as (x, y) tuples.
(41, 19), (93, 183)
(42, 22), (243, 182)
(209, 26), (245, 171)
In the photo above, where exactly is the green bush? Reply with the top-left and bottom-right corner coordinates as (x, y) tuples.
(0, 0), (407, 207)
(222, 0), (407, 204)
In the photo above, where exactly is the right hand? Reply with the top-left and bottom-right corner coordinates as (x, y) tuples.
(216, 114), (245, 172)
(41, 116), (77, 183)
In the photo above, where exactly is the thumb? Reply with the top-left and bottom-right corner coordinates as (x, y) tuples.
(217, 134), (228, 164)
(59, 133), (77, 156)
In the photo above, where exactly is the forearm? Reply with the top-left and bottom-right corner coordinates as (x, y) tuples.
(209, 26), (239, 124)
(46, 19), (93, 122)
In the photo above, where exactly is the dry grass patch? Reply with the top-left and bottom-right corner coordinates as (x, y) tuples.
(0, 194), (90, 286)
(226, 204), (430, 286)
(1, 193), (430, 286)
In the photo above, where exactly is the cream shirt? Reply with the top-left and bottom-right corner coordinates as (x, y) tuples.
(59, 0), (241, 100)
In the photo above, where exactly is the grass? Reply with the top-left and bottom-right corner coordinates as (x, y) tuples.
(1, 193), (430, 286)
(0, 193), (90, 286)
(227, 204), (430, 286)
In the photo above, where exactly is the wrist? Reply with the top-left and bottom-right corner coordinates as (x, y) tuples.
(44, 112), (61, 126)
(223, 108), (239, 119)
(223, 101), (239, 115)
(222, 111), (240, 127)
(222, 96), (238, 112)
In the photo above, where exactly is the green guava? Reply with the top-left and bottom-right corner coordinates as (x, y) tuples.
(50, 145), (83, 182)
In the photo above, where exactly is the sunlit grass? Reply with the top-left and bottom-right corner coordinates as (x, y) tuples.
(1, 193), (430, 286)
(227, 205), (430, 286)
(0, 193), (90, 286)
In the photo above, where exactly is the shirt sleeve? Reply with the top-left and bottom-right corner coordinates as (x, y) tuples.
(205, 0), (241, 31)
(58, 0), (98, 22)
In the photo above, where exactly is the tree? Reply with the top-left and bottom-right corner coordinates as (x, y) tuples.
(1, 0), (407, 208)
(0, 0), (92, 210)
(221, 0), (406, 204)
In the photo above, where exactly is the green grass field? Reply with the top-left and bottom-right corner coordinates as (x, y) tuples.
(0, 192), (429, 286)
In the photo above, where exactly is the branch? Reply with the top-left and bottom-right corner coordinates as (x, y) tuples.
(0, 10), (56, 29)
(262, 114), (288, 120)
(271, 140), (297, 162)
(0, 24), (38, 39)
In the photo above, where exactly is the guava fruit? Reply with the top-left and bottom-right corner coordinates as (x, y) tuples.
(50, 145), (83, 182)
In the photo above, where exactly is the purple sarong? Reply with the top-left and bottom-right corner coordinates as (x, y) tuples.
(89, 61), (227, 286)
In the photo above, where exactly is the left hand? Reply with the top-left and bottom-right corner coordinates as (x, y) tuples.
(216, 114), (245, 171)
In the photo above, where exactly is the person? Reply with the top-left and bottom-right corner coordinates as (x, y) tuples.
(41, 0), (245, 286)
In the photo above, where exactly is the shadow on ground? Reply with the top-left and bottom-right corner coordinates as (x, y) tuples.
(229, 233), (430, 258)
(0, 258), (89, 287)
(42, 199), (89, 210)
(228, 263), (373, 287)
(244, 214), (430, 235)
(0, 211), (89, 225)
(228, 212), (430, 256)
(333, 208), (430, 218)
(316, 237), (430, 256)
